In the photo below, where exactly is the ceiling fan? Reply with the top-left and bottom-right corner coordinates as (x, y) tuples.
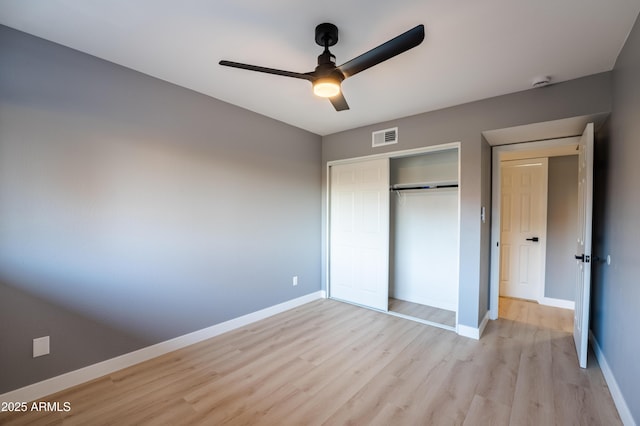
(219, 23), (425, 111)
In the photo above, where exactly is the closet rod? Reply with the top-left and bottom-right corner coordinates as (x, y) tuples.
(390, 184), (458, 191)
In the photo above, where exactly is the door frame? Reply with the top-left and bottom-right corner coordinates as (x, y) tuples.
(326, 142), (461, 321)
(489, 137), (580, 320)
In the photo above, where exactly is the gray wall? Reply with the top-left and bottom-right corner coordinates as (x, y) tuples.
(0, 25), (322, 393)
(592, 12), (640, 423)
(545, 155), (578, 301)
(322, 73), (611, 329)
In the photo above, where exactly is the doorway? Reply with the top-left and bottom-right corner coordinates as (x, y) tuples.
(491, 137), (579, 316)
(489, 122), (594, 368)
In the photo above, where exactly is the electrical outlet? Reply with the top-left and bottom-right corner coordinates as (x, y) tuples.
(292, 276), (298, 286)
(33, 336), (50, 358)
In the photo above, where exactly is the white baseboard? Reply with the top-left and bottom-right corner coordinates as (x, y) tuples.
(589, 331), (636, 426)
(457, 311), (490, 340)
(478, 310), (490, 338)
(540, 297), (575, 310)
(0, 291), (324, 404)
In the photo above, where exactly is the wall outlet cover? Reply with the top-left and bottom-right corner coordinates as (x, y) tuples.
(33, 336), (50, 358)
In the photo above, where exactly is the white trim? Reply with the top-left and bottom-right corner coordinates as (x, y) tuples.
(457, 324), (479, 340)
(0, 291), (324, 404)
(478, 310), (490, 338)
(482, 114), (608, 147)
(455, 144), (462, 330)
(326, 142), (460, 167)
(540, 297), (575, 310)
(457, 311), (489, 340)
(590, 331), (636, 426)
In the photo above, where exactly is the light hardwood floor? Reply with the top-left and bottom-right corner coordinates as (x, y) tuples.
(0, 297), (621, 425)
(388, 297), (457, 327)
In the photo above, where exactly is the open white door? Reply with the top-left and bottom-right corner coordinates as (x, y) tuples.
(329, 158), (389, 311)
(574, 123), (594, 368)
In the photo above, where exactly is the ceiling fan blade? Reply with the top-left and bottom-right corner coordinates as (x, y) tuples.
(329, 92), (349, 111)
(219, 60), (314, 81)
(338, 24), (425, 78)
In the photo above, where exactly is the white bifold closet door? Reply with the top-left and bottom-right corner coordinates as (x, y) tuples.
(329, 158), (389, 311)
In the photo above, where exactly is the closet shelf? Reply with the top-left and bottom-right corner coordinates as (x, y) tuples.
(390, 181), (458, 191)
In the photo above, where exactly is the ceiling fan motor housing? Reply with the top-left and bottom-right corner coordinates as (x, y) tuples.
(315, 23), (339, 47)
(315, 23), (344, 82)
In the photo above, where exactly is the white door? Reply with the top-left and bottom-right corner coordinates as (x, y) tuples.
(574, 123), (594, 368)
(499, 158), (548, 301)
(329, 159), (389, 311)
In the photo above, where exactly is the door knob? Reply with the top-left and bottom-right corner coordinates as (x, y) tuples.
(525, 237), (539, 242)
(575, 254), (591, 263)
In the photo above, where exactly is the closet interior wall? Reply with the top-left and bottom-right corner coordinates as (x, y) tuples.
(389, 149), (459, 325)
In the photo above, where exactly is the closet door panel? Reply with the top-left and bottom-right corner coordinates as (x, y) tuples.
(330, 159), (389, 311)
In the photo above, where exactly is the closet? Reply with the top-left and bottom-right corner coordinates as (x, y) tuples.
(389, 149), (459, 328)
(329, 146), (459, 330)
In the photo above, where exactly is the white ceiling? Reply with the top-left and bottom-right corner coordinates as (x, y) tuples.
(1, 1), (639, 136)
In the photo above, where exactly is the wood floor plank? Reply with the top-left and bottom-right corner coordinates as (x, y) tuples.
(421, 359), (482, 424)
(473, 334), (520, 407)
(384, 326), (455, 380)
(553, 380), (601, 426)
(382, 356), (457, 424)
(0, 298), (623, 426)
(463, 394), (511, 426)
(585, 350), (624, 425)
(509, 327), (556, 424)
(388, 297), (456, 327)
(320, 324), (451, 424)
(271, 318), (424, 424)
(550, 329), (591, 388)
(185, 357), (317, 424)
(319, 371), (404, 425)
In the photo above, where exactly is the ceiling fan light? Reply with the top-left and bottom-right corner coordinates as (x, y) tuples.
(313, 78), (341, 98)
